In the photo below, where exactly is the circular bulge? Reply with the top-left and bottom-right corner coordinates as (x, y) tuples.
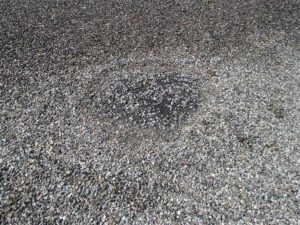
(101, 72), (201, 128)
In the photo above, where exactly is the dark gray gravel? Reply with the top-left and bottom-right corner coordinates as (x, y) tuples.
(1, 0), (299, 224)
(100, 73), (200, 127)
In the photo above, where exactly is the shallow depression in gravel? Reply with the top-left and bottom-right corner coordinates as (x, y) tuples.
(102, 73), (201, 128)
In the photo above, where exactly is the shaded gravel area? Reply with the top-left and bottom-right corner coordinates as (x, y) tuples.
(1, 0), (299, 224)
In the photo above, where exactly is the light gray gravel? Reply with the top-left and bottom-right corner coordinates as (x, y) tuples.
(1, 0), (299, 224)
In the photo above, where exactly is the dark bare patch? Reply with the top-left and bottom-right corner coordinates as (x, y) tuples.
(102, 73), (200, 127)
(268, 104), (285, 119)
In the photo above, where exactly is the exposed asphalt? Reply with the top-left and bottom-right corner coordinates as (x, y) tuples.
(1, 0), (299, 224)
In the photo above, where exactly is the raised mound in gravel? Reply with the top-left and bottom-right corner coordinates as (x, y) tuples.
(102, 73), (200, 127)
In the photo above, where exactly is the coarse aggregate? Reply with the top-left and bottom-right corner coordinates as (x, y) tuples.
(0, 0), (299, 224)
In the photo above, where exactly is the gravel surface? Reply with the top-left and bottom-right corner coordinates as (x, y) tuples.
(1, 0), (299, 224)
